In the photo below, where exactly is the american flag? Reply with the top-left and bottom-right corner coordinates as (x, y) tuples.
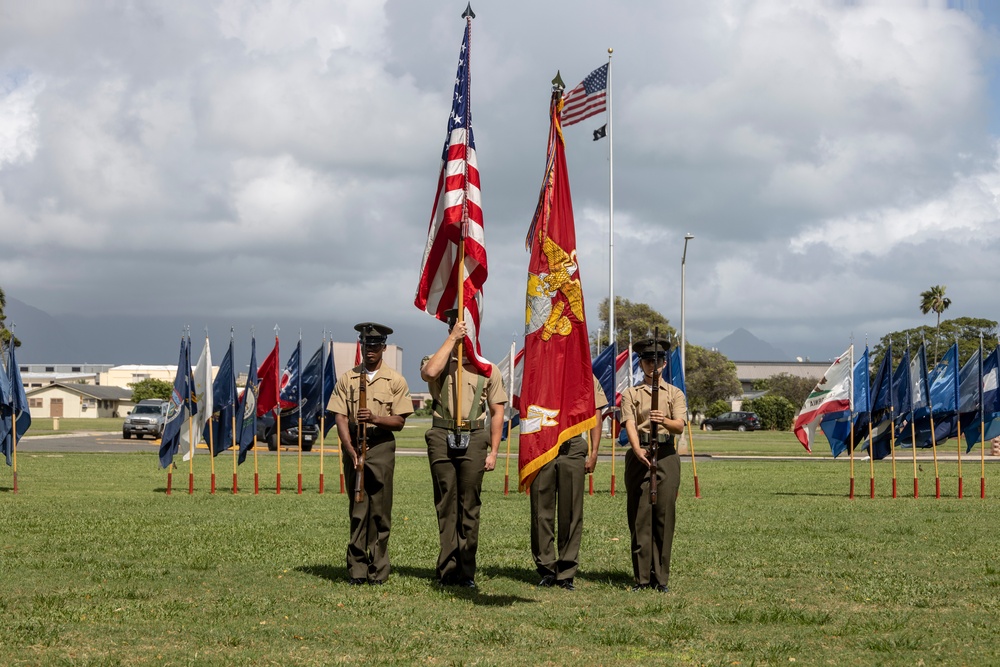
(561, 63), (608, 127)
(415, 19), (491, 376)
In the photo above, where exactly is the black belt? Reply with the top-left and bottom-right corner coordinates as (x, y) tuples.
(350, 425), (393, 446)
(431, 417), (486, 431)
(639, 433), (676, 456)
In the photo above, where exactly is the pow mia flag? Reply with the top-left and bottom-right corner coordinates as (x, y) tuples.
(593, 124), (607, 141)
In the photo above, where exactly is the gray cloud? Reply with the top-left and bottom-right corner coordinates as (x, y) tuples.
(2, 0), (999, 382)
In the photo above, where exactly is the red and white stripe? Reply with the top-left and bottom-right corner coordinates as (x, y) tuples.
(793, 346), (854, 452)
(415, 126), (491, 375)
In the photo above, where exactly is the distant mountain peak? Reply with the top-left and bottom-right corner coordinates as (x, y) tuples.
(714, 328), (788, 361)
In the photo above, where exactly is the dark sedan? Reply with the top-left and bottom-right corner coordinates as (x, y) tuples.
(702, 411), (762, 432)
(256, 411), (321, 451)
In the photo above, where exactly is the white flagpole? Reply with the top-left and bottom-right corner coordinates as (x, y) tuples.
(607, 48), (615, 368)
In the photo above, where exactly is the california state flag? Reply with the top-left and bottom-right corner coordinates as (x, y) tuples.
(793, 346), (853, 452)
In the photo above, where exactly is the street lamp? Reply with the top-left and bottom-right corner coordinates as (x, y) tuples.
(681, 233), (694, 377)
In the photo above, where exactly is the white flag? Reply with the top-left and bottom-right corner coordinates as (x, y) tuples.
(182, 337), (213, 460)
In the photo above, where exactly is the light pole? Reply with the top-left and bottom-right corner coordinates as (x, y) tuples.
(681, 234), (694, 376)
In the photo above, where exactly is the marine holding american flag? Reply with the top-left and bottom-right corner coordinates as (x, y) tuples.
(421, 311), (507, 589)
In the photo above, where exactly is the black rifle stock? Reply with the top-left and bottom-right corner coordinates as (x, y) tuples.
(354, 335), (369, 503)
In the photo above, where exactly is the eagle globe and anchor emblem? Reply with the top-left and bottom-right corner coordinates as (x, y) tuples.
(521, 237), (585, 435)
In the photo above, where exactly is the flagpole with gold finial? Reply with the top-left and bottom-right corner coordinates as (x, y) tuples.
(187, 328), (195, 495)
(297, 330), (304, 495)
(319, 331), (327, 494)
(230, 328), (239, 494)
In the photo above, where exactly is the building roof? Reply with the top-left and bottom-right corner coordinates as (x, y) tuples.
(733, 361), (829, 383)
(26, 382), (133, 401)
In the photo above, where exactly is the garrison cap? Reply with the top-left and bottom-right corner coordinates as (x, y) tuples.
(443, 308), (460, 327)
(634, 337), (671, 360)
(354, 322), (392, 345)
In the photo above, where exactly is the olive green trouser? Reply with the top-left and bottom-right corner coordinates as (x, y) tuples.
(342, 437), (395, 582)
(426, 427), (489, 582)
(625, 450), (681, 587)
(529, 434), (587, 582)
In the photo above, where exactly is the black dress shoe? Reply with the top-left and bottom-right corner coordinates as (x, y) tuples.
(348, 577), (367, 586)
(537, 575), (556, 587)
(438, 576), (456, 587)
(457, 578), (476, 589)
(630, 583), (650, 591)
(369, 579), (385, 586)
(557, 579), (575, 591)
(655, 584), (669, 593)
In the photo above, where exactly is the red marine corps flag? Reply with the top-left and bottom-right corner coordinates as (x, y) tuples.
(518, 74), (596, 491)
(414, 7), (491, 376)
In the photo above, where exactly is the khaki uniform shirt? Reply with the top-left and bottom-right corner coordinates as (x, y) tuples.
(593, 376), (609, 412)
(422, 358), (507, 421)
(621, 379), (686, 435)
(328, 365), (413, 424)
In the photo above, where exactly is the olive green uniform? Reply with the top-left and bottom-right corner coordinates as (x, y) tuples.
(424, 359), (507, 584)
(621, 379), (686, 588)
(529, 376), (609, 584)
(328, 365), (412, 583)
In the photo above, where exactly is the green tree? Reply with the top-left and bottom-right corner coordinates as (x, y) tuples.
(763, 373), (818, 409)
(685, 343), (742, 412)
(919, 285), (952, 364)
(0, 285), (22, 348)
(704, 399), (730, 419)
(741, 394), (796, 431)
(129, 378), (173, 402)
(591, 297), (676, 352)
(871, 317), (997, 372)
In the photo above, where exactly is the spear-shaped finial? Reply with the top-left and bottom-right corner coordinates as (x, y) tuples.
(552, 70), (565, 92)
(462, 3), (475, 19)
(274, 323), (280, 336)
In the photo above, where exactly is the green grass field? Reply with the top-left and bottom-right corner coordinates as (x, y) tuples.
(2, 441), (998, 666)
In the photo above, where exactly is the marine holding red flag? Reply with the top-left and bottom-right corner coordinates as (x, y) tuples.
(414, 16), (491, 376)
(518, 77), (596, 492)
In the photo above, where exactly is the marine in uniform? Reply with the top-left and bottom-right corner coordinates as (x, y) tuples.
(328, 322), (413, 585)
(420, 313), (507, 589)
(530, 375), (609, 590)
(621, 337), (687, 592)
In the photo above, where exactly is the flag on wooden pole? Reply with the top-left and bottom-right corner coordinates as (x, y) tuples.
(793, 346), (853, 452)
(414, 15), (491, 376)
(518, 78), (596, 491)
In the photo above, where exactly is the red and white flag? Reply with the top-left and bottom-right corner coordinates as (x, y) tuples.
(793, 346), (854, 452)
(414, 18), (491, 375)
(561, 63), (608, 127)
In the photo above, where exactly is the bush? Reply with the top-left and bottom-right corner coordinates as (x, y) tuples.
(742, 394), (796, 431)
(704, 399), (730, 420)
(128, 378), (173, 402)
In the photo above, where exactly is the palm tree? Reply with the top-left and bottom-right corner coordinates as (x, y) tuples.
(919, 285), (951, 364)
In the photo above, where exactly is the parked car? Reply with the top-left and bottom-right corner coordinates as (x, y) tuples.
(701, 411), (762, 432)
(256, 411), (320, 452)
(123, 399), (167, 439)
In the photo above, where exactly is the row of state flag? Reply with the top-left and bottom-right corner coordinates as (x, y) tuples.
(157, 333), (336, 477)
(795, 339), (1000, 457)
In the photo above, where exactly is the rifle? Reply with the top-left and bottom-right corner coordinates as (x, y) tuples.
(354, 331), (369, 503)
(649, 327), (660, 506)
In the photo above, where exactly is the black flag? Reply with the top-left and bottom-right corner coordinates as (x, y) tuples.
(593, 124), (607, 141)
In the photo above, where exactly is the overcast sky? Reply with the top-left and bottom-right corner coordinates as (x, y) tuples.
(3, 0), (1000, 379)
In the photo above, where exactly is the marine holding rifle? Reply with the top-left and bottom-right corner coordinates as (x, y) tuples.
(420, 311), (507, 589)
(621, 336), (686, 592)
(329, 322), (413, 585)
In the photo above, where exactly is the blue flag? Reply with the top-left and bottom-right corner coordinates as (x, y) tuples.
(236, 338), (259, 465)
(8, 343), (31, 441)
(670, 347), (685, 395)
(960, 341), (989, 452)
(866, 342), (895, 460)
(592, 344), (616, 409)
(159, 337), (193, 468)
(278, 341), (302, 411)
(300, 342), (336, 427)
(971, 344), (1000, 445)
(902, 342), (936, 448)
(956, 346), (981, 417)
(206, 338), (237, 456)
(820, 410), (853, 458)
(1, 344), (14, 466)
